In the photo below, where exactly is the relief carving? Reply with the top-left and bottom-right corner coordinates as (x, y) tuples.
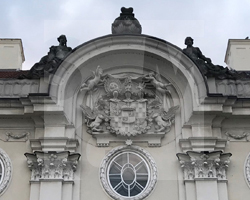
(225, 131), (249, 141)
(177, 151), (232, 181)
(81, 66), (179, 140)
(24, 151), (80, 182)
(0, 148), (12, 195)
(5, 132), (29, 141)
(245, 153), (250, 188)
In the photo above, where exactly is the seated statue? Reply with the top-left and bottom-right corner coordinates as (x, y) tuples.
(183, 37), (230, 79)
(20, 35), (72, 79)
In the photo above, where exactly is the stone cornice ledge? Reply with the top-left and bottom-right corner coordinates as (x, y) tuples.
(30, 137), (79, 152)
(179, 137), (227, 152)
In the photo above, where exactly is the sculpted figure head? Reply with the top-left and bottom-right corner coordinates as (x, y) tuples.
(57, 35), (67, 46)
(184, 37), (194, 47)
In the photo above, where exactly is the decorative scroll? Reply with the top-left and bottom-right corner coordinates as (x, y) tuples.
(177, 151), (232, 181)
(24, 151), (80, 182)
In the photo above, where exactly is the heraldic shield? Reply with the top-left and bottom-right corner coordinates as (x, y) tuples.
(80, 66), (179, 137)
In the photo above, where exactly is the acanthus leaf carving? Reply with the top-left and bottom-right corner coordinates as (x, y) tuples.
(177, 151), (232, 181)
(24, 151), (81, 182)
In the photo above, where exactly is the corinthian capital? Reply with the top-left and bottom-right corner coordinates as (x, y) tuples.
(24, 151), (81, 182)
(176, 151), (232, 181)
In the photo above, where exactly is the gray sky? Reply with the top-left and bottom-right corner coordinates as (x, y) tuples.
(1, 0), (250, 70)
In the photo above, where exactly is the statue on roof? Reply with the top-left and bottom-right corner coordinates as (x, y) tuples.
(183, 37), (232, 79)
(20, 35), (72, 79)
(112, 7), (142, 34)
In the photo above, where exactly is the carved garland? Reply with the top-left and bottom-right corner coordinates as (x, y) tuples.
(0, 148), (12, 195)
(100, 145), (157, 200)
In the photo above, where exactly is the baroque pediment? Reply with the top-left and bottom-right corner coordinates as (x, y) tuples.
(80, 66), (179, 146)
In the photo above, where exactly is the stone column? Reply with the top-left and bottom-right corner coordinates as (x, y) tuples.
(177, 151), (231, 200)
(25, 151), (80, 200)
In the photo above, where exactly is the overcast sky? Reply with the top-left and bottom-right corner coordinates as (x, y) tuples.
(1, 0), (250, 70)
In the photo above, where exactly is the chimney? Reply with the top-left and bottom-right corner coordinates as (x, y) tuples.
(225, 39), (250, 71)
(0, 39), (25, 70)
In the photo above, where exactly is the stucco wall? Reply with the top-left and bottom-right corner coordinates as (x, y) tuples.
(226, 142), (250, 200)
(0, 140), (31, 200)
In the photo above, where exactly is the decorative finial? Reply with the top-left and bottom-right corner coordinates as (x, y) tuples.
(112, 7), (142, 34)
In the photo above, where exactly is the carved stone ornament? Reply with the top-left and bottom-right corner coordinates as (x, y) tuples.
(244, 153), (250, 188)
(225, 131), (249, 141)
(24, 151), (80, 182)
(100, 145), (157, 200)
(0, 148), (12, 195)
(112, 7), (142, 34)
(80, 66), (179, 142)
(5, 132), (29, 141)
(176, 151), (232, 182)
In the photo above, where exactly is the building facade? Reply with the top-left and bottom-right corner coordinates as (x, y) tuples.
(0, 7), (250, 200)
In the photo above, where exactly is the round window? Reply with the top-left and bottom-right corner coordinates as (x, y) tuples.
(0, 159), (4, 184)
(100, 146), (157, 200)
(0, 148), (12, 196)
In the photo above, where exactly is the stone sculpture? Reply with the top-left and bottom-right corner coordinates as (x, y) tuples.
(20, 35), (72, 79)
(112, 7), (142, 34)
(80, 66), (178, 136)
(144, 72), (171, 94)
(183, 37), (231, 79)
(80, 66), (104, 91)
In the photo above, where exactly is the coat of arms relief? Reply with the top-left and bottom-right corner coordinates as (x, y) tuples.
(80, 66), (179, 146)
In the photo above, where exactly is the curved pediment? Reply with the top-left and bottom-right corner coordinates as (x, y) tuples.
(49, 34), (207, 125)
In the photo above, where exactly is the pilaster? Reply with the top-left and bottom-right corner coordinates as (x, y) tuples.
(25, 151), (80, 200)
(177, 151), (231, 200)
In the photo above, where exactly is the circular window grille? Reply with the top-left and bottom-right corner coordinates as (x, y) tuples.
(100, 146), (157, 200)
(0, 148), (12, 196)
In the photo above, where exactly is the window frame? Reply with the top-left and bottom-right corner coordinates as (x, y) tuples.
(0, 148), (12, 196)
(100, 146), (157, 200)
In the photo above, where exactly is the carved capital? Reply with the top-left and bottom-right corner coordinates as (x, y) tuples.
(177, 151), (232, 182)
(24, 151), (80, 182)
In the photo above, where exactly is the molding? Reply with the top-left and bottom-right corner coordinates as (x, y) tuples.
(100, 145), (157, 200)
(177, 151), (232, 182)
(93, 132), (165, 147)
(179, 137), (227, 152)
(244, 152), (250, 188)
(0, 79), (39, 98)
(29, 137), (79, 152)
(24, 151), (80, 182)
(0, 148), (12, 196)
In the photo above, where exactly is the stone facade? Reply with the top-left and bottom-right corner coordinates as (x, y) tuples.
(0, 22), (250, 200)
